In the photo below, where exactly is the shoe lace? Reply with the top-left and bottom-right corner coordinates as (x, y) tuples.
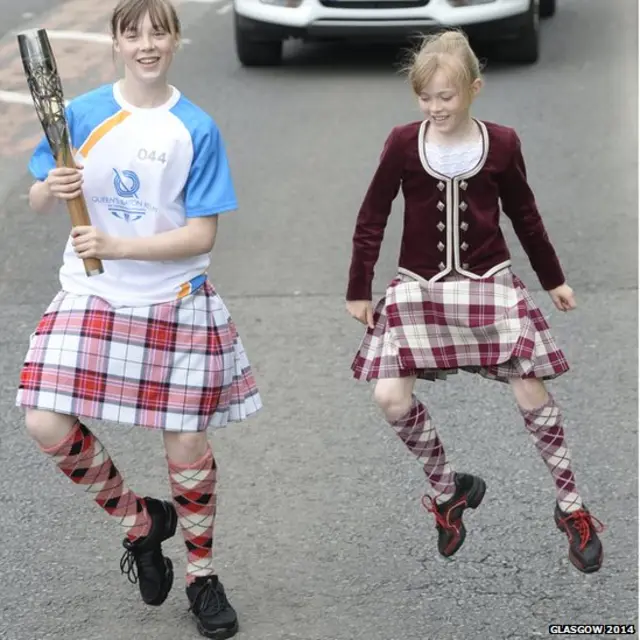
(560, 510), (605, 551)
(120, 544), (138, 584)
(188, 577), (225, 615)
(119, 539), (157, 585)
(421, 495), (461, 535)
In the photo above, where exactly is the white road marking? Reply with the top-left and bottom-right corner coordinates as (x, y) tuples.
(46, 30), (112, 44)
(0, 90), (34, 105)
(13, 29), (192, 44)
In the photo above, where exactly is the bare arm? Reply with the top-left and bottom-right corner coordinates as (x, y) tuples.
(29, 180), (56, 213)
(118, 216), (219, 260)
(72, 215), (221, 262)
(28, 165), (84, 214)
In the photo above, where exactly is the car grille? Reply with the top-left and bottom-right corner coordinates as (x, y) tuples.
(319, 0), (429, 8)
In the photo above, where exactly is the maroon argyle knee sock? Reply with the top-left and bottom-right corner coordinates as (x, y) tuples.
(520, 394), (583, 513)
(390, 396), (456, 503)
(40, 420), (151, 540)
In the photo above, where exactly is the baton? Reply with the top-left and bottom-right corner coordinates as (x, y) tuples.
(17, 28), (104, 277)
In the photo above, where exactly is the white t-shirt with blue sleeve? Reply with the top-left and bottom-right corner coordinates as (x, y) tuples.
(29, 81), (237, 308)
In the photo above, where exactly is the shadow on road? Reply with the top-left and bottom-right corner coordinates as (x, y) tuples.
(253, 30), (550, 75)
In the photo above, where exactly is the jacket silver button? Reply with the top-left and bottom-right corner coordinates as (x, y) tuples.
(462, 262), (469, 269)
(437, 201), (445, 211)
(437, 182), (445, 191)
(461, 242), (469, 251)
(460, 221), (469, 231)
(459, 202), (468, 211)
(460, 181), (468, 190)
(437, 241), (445, 252)
(438, 262), (446, 270)
(437, 221), (445, 231)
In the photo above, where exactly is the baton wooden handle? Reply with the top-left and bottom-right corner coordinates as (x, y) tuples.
(55, 149), (104, 277)
(66, 196), (104, 276)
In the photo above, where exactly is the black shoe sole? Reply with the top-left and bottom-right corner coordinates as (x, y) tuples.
(141, 499), (178, 607)
(158, 499), (179, 542)
(144, 557), (175, 606)
(568, 549), (603, 574)
(196, 619), (239, 639)
(465, 477), (487, 510)
(167, 505), (178, 539)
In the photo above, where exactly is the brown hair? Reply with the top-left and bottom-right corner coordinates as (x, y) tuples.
(403, 30), (483, 98)
(110, 0), (181, 38)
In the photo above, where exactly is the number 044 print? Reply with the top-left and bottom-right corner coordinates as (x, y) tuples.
(138, 147), (167, 163)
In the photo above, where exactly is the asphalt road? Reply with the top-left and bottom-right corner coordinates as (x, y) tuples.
(0, 0), (61, 39)
(0, 1), (637, 639)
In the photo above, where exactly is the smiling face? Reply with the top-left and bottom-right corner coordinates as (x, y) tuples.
(111, 0), (181, 87)
(113, 12), (177, 85)
(417, 66), (482, 136)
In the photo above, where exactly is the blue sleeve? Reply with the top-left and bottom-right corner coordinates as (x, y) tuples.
(28, 105), (75, 181)
(184, 122), (238, 218)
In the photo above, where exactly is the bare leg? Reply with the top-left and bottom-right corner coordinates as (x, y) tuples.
(25, 408), (76, 448)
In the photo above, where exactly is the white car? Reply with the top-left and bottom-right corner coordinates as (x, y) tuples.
(234, 0), (555, 66)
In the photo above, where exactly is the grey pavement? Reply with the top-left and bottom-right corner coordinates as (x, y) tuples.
(0, 0), (638, 639)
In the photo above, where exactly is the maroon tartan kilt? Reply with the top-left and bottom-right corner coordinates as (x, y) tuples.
(351, 268), (570, 383)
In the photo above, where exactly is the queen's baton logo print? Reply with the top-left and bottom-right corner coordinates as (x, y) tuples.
(114, 169), (140, 198)
(109, 169), (145, 222)
(92, 168), (158, 223)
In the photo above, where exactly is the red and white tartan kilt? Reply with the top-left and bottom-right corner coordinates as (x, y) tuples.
(16, 280), (262, 432)
(351, 268), (569, 383)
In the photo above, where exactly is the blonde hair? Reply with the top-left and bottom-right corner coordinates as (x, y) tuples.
(404, 30), (483, 98)
(110, 0), (181, 39)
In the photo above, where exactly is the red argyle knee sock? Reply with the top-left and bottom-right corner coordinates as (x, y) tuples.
(520, 394), (583, 513)
(40, 420), (151, 541)
(167, 446), (217, 585)
(390, 396), (456, 504)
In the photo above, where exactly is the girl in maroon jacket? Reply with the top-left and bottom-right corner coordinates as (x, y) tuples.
(346, 30), (604, 573)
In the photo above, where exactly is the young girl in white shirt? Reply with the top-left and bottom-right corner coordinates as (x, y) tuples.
(16, 0), (258, 637)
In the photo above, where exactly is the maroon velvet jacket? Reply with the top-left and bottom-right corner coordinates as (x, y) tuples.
(346, 119), (565, 301)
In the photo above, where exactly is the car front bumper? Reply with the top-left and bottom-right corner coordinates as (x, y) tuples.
(235, 9), (530, 42)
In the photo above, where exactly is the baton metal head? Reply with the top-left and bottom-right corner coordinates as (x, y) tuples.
(17, 28), (70, 159)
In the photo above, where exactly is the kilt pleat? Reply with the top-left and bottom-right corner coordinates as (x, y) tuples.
(16, 280), (262, 432)
(351, 269), (569, 383)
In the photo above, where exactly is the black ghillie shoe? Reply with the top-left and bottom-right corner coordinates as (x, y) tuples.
(422, 473), (486, 557)
(120, 497), (178, 606)
(554, 504), (604, 573)
(187, 575), (239, 639)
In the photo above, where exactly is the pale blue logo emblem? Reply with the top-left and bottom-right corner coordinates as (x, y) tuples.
(92, 168), (158, 222)
(114, 169), (140, 198)
(106, 169), (145, 222)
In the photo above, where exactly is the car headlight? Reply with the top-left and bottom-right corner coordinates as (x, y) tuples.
(259, 0), (304, 6)
(447, 0), (497, 6)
